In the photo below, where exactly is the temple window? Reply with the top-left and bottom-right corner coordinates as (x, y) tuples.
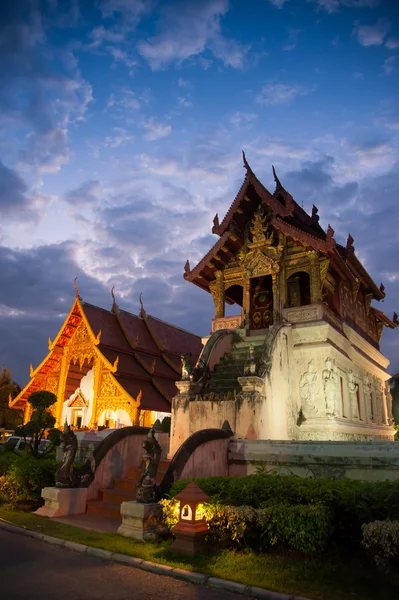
(225, 284), (243, 315)
(287, 271), (311, 308)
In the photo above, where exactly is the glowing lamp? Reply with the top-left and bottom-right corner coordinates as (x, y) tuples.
(172, 482), (210, 555)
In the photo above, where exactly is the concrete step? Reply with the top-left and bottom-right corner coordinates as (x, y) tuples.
(102, 488), (136, 505)
(114, 478), (137, 492)
(86, 500), (121, 520)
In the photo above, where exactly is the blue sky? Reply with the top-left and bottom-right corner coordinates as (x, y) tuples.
(1, 0), (398, 385)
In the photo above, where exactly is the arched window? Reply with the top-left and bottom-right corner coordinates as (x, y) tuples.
(287, 271), (311, 308)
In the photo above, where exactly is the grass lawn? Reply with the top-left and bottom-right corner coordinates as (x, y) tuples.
(1, 505), (398, 600)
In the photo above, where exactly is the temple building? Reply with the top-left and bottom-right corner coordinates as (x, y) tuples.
(171, 153), (398, 452)
(9, 287), (202, 429)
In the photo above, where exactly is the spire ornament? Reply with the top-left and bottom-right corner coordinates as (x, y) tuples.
(212, 213), (220, 233)
(311, 205), (319, 222)
(73, 277), (82, 301)
(184, 260), (190, 275)
(393, 312), (398, 326)
(111, 285), (118, 313)
(346, 234), (355, 254)
(139, 293), (146, 318)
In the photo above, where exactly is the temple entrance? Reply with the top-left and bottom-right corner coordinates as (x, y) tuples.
(250, 275), (273, 330)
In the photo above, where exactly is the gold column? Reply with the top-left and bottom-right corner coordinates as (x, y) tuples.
(243, 273), (251, 316)
(214, 270), (225, 318)
(309, 252), (322, 304)
(55, 352), (69, 427)
(272, 272), (280, 323)
(24, 403), (33, 425)
(89, 357), (101, 428)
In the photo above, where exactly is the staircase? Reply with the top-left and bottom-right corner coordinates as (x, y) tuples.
(202, 334), (265, 399)
(86, 459), (170, 520)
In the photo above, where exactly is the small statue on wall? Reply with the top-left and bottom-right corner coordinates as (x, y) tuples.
(136, 428), (162, 504)
(322, 358), (339, 418)
(181, 353), (193, 380)
(363, 373), (374, 422)
(385, 381), (395, 426)
(56, 422), (78, 488)
(299, 360), (319, 415)
(348, 371), (359, 419)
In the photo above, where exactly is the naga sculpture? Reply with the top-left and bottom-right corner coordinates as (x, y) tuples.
(55, 422), (78, 488)
(181, 352), (193, 380)
(136, 428), (162, 504)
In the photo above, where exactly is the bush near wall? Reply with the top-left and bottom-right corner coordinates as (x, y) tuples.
(166, 475), (399, 550)
(160, 497), (332, 553)
(362, 519), (399, 570)
(0, 452), (58, 505)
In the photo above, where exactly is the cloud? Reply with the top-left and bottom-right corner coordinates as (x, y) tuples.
(309, 0), (381, 12)
(354, 18), (391, 47)
(383, 55), (398, 76)
(229, 112), (258, 125)
(141, 117), (172, 141)
(65, 181), (102, 206)
(0, 161), (30, 216)
(136, 0), (249, 70)
(386, 38), (399, 50)
(0, 2), (93, 176)
(267, 0), (289, 8)
(256, 82), (316, 105)
(106, 88), (142, 113)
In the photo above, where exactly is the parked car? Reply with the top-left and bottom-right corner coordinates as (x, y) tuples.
(0, 436), (51, 453)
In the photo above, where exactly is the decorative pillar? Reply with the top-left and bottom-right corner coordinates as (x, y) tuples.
(214, 270), (225, 318)
(243, 273), (251, 317)
(272, 272), (280, 323)
(309, 252), (322, 304)
(89, 356), (101, 428)
(55, 352), (69, 427)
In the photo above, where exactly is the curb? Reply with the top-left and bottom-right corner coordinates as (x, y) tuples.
(0, 519), (311, 600)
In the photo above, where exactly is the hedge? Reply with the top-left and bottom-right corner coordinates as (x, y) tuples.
(0, 452), (58, 504)
(167, 474), (399, 549)
(160, 498), (332, 553)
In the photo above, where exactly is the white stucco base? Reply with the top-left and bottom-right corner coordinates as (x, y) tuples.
(35, 487), (88, 518)
(170, 305), (395, 454)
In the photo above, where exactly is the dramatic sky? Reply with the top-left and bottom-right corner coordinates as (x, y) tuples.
(1, 0), (398, 385)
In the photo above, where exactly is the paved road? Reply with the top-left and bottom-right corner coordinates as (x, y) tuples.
(0, 529), (252, 600)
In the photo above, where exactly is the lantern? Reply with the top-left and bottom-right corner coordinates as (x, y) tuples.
(171, 482), (210, 555)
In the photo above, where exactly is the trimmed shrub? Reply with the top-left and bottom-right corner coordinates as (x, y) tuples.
(160, 498), (331, 553)
(0, 454), (58, 504)
(362, 519), (399, 570)
(166, 474), (399, 549)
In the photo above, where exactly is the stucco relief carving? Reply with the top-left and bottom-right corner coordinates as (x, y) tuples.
(286, 307), (319, 323)
(385, 382), (394, 426)
(348, 371), (359, 419)
(299, 360), (320, 416)
(322, 358), (339, 418)
(374, 378), (385, 425)
(363, 374), (373, 422)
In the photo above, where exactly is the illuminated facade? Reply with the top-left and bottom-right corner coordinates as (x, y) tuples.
(171, 154), (398, 451)
(10, 289), (202, 429)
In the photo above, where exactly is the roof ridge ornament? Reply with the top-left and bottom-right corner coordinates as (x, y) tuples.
(242, 150), (252, 172)
(212, 213), (220, 234)
(380, 283), (385, 297)
(272, 165), (282, 192)
(139, 293), (146, 318)
(184, 260), (190, 275)
(312, 205), (319, 222)
(394, 312), (398, 326)
(111, 285), (118, 313)
(74, 277), (82, 301)
(346, 234), (355, 254)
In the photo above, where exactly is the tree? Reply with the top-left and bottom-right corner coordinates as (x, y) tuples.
(15, 390), (61, 458)
(0, 366), (23, 429)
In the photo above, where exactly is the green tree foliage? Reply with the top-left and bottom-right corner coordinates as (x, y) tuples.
(15, 390), (61, 458)
(0, 367), (23, 429)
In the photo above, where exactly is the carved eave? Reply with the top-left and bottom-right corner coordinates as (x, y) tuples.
(371, 307), (398, 330)
(183, 230), (243, 291)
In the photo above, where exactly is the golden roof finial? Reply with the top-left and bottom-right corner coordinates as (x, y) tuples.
(74, 277), (82, 300)
(111, 285), (118, 313)
(29, 364), (34, 378)
(139, 293), (146, 318)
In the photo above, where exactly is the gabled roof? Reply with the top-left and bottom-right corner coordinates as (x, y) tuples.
(10, 292), (202, 415)
(184, 154), (385, 304)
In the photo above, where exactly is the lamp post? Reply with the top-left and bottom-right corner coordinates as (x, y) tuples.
(172, 482), (210, 555)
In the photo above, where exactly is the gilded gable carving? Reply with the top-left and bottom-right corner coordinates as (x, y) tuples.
(69, 321), (91, 346)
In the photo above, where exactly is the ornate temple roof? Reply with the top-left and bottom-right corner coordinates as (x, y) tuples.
(10, 292), (202, 415)
(184, 153), (386, 305)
